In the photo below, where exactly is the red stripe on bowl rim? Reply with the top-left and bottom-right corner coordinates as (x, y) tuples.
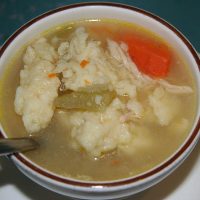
(0, 2), (199, 188)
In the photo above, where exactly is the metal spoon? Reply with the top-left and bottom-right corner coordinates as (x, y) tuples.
(0, 137), (39, 156)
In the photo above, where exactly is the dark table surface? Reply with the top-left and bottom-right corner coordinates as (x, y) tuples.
(0, 0), (200, 52)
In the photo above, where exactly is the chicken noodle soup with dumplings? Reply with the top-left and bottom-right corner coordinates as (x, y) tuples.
(0, 19), (197, 181)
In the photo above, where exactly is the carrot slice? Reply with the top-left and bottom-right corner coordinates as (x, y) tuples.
(121, 34), (171, 78)
(48, 73), (57, 78)
(80, 59), (89, 68)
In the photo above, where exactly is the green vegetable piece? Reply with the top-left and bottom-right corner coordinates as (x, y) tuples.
(55, 90), (116, 111)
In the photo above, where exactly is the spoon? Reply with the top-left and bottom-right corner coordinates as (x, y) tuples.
(0, 137), (39, 156)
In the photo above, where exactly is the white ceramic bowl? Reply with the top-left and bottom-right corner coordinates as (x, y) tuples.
(0, 3), (199, 200)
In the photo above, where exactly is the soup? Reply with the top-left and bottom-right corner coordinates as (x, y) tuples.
(0, 19), (197, 181)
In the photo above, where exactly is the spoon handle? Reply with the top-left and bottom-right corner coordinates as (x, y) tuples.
(0, 137), (39, 156)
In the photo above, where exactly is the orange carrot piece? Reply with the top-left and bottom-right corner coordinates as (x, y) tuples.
(48, 73), (57, 78)
(120, 34), (171, 78)
(80, 59), (89, 68)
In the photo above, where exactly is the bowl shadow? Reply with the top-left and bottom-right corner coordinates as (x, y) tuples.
(0, 141), (199, 200)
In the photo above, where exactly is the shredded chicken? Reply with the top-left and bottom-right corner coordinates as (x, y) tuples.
(107, 39), (193, 94)
(158, 80), (193, 94)
(107, 39), (151, 84)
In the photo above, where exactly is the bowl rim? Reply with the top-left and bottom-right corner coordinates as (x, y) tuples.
(0, 2), (199, 188)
